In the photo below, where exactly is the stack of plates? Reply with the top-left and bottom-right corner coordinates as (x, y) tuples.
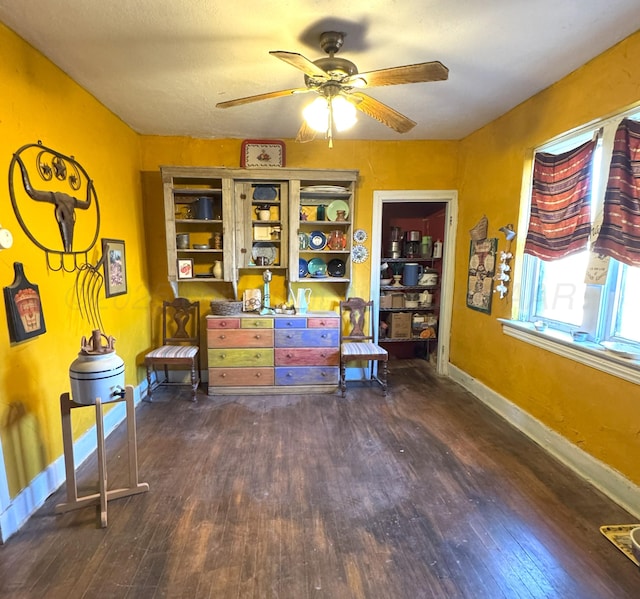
(300, 185), (349, 193)
(308, 258), (327, 277)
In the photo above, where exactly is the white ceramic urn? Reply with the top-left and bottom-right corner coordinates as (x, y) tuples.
(69, 330), (125, 405)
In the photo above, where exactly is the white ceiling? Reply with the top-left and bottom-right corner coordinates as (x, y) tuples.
(1, 1), (639, 141)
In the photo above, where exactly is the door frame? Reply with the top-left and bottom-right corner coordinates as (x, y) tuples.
(372, 190), (458, 376)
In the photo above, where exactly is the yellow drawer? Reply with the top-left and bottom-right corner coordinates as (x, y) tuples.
(208, 347), (274, 367)
(240, 317), (273, 329)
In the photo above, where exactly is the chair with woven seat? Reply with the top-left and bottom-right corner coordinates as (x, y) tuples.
(145, 297), (200, 402)
(339, 297), (388, 397)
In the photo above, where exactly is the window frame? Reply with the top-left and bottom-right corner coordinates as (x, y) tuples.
(504, 104), (640, 373)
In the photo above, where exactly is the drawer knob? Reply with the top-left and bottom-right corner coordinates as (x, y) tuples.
(219, 334), (226, 340)
(221, 373), (227, 378)
(254, 334), (261, 339)
(220, 353), (226, 359)
(287, 334), (293, 339)
(287, 353), (293, 358)
(256, 372), (261, 378)
(321, 334), (327, 338)
(255, 353), (261, 358)
(221, 322), (227, 327)
(287, 372), (293, 377)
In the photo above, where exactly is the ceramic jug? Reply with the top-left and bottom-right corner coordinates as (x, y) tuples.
(296, 288), (312, 314)
(403, 262), (424, 286)
(327, 230), (346, 250)
(196, 196), (213, 220)
(211, 260), (223, 279)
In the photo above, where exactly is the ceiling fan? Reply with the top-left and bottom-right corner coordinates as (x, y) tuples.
(216, 31), (449, 145)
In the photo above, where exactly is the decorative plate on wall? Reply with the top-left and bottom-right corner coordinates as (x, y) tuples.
(351, 244), (369, 264)
(353, 228), (367, 243)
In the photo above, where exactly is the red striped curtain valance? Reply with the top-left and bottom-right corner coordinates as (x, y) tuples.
(524, 138), (596, 261)
(593, 118), (640, 267)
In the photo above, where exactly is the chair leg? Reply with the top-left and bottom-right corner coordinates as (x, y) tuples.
(340, 363), (347, 397)
(380, 361), (388, 396)
(190, 360), (198, 402)
(145, 363), (153, 402)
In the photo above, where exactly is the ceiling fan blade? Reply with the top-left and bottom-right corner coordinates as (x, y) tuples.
(347, 61), (449, 88)
(295, 120), (317, 143)
(350, 92), (416, 134)
(270, 51), (329, 79)
(216, 87), (308, 108)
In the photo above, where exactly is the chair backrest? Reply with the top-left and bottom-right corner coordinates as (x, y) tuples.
(339, 297), (374, 342)
(162, 297), (200, 346)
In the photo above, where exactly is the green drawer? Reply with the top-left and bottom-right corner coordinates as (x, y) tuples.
(208, 347), (274, 367)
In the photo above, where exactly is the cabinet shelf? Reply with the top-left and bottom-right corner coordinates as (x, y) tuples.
(382, 257), (440, 263)
(177, 248), (223, 254)
(380, 336), (438, 343)
(381, 285), (439, 292)
(173, 189), (222, 197)
(379, 306), (439, 312)
(176, 219), (223, 225)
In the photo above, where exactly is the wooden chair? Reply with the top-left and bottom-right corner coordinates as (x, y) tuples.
(339, 297), (388, 397)
(145, 297), (200, 402)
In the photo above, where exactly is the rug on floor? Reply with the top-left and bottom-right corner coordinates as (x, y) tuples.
(600, 524), (640, 566)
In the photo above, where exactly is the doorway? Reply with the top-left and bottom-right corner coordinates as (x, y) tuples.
(372, 190), (458, 376)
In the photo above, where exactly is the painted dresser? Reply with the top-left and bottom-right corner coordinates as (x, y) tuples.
(207, 312), (340, 395)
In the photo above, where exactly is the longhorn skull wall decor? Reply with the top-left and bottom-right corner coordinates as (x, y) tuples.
(8, 141), (101, 272)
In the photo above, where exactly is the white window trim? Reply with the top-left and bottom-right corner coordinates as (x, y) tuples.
(499, 319), (640, 385)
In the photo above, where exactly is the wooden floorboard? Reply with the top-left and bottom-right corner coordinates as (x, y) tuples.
(1, 359), (638, 598)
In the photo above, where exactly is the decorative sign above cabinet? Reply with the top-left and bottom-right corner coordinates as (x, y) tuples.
(240, 139), (286, 168)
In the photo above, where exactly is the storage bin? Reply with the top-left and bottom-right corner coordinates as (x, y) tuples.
(389, 312), (411, 339)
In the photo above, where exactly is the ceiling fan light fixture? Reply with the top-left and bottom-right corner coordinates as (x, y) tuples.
(331, 95), (357, 131)
(303, 96), (330, 132)
(303, 95), (357, 134)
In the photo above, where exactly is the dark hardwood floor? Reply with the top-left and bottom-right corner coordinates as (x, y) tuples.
(1, 359), (638, 598)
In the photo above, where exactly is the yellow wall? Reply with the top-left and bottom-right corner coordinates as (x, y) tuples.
(139, 138), (458, 319)
(0, 23), (151, 497)
(3, 14), (640, 516)
(453, 31), (640, 485)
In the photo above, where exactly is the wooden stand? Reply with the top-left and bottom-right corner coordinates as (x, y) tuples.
(55, 385), (149, 527)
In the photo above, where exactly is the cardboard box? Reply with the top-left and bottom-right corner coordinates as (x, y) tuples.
(389, 312), (412, 339)
(391, 293), (405, 308)
(379, 294), (392, 309)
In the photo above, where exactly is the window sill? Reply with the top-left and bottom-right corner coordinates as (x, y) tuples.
(499, 319), (640, 386)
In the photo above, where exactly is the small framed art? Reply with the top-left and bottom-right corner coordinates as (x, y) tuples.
(4, 262), (46, 342)
(240, 140), (285, 168)
(102, 238), (128, 297)
(177, 258), (194, 279)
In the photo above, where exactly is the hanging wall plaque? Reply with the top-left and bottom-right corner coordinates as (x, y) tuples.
(3, 262), (46, 342)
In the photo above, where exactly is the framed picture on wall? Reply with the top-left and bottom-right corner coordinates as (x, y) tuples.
(177, 258), (194, 279)
(102, 238), (127, 297)
(3, 262), (46, 342)
(466, 238), (498, 314)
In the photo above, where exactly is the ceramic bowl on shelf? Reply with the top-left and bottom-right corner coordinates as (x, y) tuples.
(380, 278), (392, 286)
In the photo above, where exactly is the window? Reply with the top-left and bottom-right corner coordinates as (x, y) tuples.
(518, 107), (640, 352)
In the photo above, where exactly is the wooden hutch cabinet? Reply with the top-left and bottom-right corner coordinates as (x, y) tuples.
(160, 166), (358, 395)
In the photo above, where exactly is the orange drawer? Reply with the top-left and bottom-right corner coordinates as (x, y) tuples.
(208, 367), (274, 387)
(207, 318), (240, 329)
(208, 328), (273, 348)
(274, 347), (339, 366)
(307, 317), (340, 329)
